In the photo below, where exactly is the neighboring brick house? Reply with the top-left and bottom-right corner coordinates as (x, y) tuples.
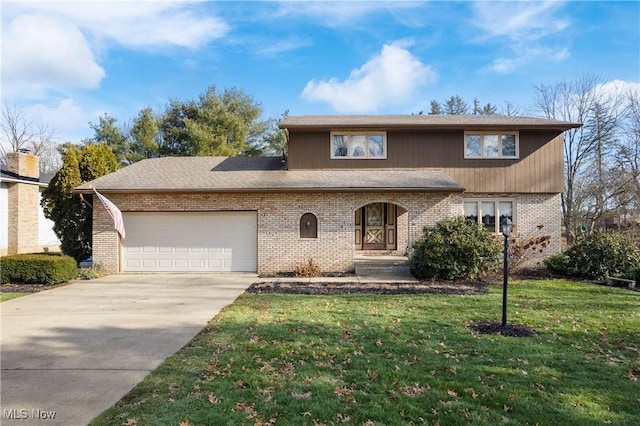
(1, 152), (60, 255)
(76, 115), (580, 275)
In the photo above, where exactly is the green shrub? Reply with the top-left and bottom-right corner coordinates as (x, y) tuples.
(544, 229), (640, 280)
(1, 253), (78, 285)
(410, 216), (502, 280)
(543, 252), (572, 275)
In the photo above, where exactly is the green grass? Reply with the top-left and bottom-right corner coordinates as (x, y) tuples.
(90, 280), (640, 426)
(0, 292), (27, 302)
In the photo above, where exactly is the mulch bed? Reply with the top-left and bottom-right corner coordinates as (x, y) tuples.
(468, 320), (538, 337)
(247, 281), (488, 295)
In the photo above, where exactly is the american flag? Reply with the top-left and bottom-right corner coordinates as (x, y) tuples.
(94, 189), (126, 240)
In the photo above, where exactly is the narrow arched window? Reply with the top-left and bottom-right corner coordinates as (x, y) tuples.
(300, 213), (317, 238)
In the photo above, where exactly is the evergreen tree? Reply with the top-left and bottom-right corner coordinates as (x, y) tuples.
(428, 100), (442, 115)
(89, 114), (129, 165)
(129, 107), (160, 162)
(482, 103), (498, 115)
(444, 95), (469, 114)
(473, 98), (482, 115)
(159, 86), (265, 156)
(41, 143), (119, 261)
(79, 143), (120, 182)
(260, 110), (289, 157)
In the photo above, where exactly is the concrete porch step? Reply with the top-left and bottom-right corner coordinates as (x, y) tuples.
(354, 255), (416, 282)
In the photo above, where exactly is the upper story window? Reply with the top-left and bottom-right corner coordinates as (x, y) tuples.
(464, 132), (518, 159)
(331, 132), (387, 159)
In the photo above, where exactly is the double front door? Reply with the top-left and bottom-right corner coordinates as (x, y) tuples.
(355, 203), (397, 250)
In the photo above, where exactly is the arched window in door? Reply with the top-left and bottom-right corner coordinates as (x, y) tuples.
(300, 213), (317, 239)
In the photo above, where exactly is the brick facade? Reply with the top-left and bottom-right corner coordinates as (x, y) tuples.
(462, 193), (562, 268)
(511, 193), (562, 267)
(93, 191), (561, 274)
(6, 153), (41, 254)
(93, 191), (459, 274)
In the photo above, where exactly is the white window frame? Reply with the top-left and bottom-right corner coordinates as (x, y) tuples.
(330, 132), (387, 159)
(463, 198), (515, 234)
(464, 131), (519, 159)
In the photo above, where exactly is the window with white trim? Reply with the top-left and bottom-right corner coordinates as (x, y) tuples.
(331, 132), (387, 159)
(464, 132), (518, 159)
(464, 199), (514, 233)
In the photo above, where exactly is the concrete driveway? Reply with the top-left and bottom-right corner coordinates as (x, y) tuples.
(1, 273), (256, 426)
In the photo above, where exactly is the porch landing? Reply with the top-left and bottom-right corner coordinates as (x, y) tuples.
(354, 254), (417, 282)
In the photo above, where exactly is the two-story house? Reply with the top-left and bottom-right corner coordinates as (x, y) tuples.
(77, 115), (580, 275)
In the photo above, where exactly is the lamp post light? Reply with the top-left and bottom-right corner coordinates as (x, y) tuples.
(500, 217), (513, 333)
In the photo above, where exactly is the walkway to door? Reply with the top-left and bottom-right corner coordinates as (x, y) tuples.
(354, 254), (417, 282)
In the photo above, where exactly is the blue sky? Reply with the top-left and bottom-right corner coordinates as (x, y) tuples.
(2, 1), (639, 143)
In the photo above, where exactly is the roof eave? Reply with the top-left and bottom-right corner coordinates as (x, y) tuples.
(74, 186), (465, 194)
(0, 177), (48, 187)
(280, 123), (582, 131)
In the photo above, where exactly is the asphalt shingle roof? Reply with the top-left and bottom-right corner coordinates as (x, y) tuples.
(0, 169), (51, 185)
(76, 157), (464, 193)
(279, 114), (582, 130)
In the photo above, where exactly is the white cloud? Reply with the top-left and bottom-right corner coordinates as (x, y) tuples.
(472, 1), (568, 42)
(487, 46), (570, 74)
(1, 2), (228, 100)
(2, 14), (105, 98)
(302, 42), (436, 112)
(594, 80), (640, 99)
(27, 98), (102, 143)
(255, 37), (313, 57)
(472, 1), (571, 73)
(592, 80), (640, 117)
(274, 2), (420, 27)
(488, 58), (521, 74)
(6, 2), (228, 50)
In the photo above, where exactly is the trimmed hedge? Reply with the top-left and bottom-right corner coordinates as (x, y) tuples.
(1, 253), (78, 285)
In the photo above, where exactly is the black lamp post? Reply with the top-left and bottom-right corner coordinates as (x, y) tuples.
(500, 217), (513, 332)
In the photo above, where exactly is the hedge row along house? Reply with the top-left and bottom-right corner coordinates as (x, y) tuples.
(76, 115), (581, 275)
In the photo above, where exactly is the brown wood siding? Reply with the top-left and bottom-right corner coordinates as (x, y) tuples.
(287, 129), (564, 193)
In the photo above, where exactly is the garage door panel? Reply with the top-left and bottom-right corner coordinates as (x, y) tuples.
(142, 259), (157, 268)
(157, 259), (171, 269)
(122, 212), (257, 272)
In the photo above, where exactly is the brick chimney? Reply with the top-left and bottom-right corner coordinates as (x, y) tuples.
(6, 151), (41, 254)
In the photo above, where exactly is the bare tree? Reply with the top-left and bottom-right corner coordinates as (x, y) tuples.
(1, 103), (60, 173)
(501, 101), (520, 116)
(533, 75), (624, 243)
(611, 90), (640, 241)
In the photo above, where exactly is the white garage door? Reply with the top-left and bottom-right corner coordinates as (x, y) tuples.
(122, 212), (257, 272)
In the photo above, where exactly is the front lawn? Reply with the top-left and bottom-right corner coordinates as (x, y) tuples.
(0, 292), (27, 302)
(91, 280), (640, 426)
